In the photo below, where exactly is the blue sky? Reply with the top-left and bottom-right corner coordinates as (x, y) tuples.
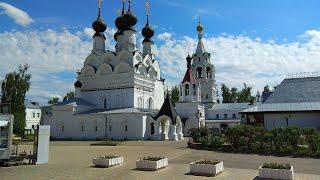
(1, 0), (320, 40)
(1, 0), (320, 104)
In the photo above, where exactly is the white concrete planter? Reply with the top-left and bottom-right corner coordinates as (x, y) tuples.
(190, 160), (224, 177)
(136, 157), (168, 171)
(93, 156), (123, 168)
(259, 165), (294, 180)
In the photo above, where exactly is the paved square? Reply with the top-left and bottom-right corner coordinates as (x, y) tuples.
(1, 140), (320, 180)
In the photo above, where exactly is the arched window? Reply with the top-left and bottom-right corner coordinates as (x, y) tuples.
(104, 98), (107, 109)
(206, 67), (211, 78)
(125, 125), (128, 132)
(81, 125), (84, 132)
(61, 126), (64, 132)
(109, 125), (112, 132)
(95, 126), (98, 132)
(185, 84), (189, 96)
(148, 98), (153, 109)
(193, 84), (196, 95)
(197, 67), (202, 78)
(206, 94), (209, 99)
(151, 122), (155, 135)
(180, 86), (182, 96)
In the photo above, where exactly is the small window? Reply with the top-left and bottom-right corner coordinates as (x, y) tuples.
(81, 126), (84, 132)
(180, 86), (182, 96)
(33, 113), (35, 118)
(215, 114), (219, 119)
(224, 114), (228, 119)
(193, 84), (196, 95)
(125, 125), (128, 132)
(206, 94), (209, 99)
(109, 125), (112, 132)
(232, 114), (237, 119)
(62, 126), (64, 132)
(185, 84), (189, 96)
(95, 126), (98, 132)
(37, 113), (40, 118)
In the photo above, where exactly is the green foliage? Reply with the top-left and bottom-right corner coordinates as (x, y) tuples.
(284, 126), (302, 149)
(209, 135), (224, 148)
(189, 127), (209, 143)
(221, 83), (255, 103)
(302, 128), (320, 153)
(48, 97), (60, 105)
(262, 162), (291, 170)
(63, 91), (75, 101)
(169, 86), (179, 106)
(1, 64), (31, 136)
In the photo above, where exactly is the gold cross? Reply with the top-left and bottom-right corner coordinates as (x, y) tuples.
(146, 0), (150, 16)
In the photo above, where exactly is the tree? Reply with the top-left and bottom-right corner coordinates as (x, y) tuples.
(1, 64), (31, 136)
(48, 97), (60, 105)
(63, 91), (75, 101)
(221, 83), (254, 103)
(237, 83), (255, 103)
(170, 86), (179, 105)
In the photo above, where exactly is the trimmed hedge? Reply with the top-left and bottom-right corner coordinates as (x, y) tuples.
(189, 125), (320, 158)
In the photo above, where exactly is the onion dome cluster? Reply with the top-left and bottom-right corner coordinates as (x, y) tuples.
(92, 10), (107, 37)
(142, 17), (154, 43)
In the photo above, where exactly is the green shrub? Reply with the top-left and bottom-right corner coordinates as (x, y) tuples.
(200, 136), (210, 147)
(303, 128), (320, 153)
(209, 135), (224, 149)
(262, 162), (291, 170)
(189, 128), (200, 143)
(284, 126), (302, 149)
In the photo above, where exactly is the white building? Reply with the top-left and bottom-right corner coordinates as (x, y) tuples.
(25, 100), (41, 134)
(206, 103), (258, 133)
(241, 76), (320, 130)
(43, 1), (183, 140)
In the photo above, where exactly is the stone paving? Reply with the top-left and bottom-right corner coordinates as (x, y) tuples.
(1, 140), (320, 180)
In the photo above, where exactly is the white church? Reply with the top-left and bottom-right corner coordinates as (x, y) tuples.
(43, 1), (188, 140)
(43, 1), (231, 140)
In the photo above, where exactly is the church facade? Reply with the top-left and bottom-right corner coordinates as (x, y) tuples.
(43, 1), (183, 141)
(176, 22), (218, 134)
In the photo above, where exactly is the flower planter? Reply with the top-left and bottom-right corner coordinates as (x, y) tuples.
(93, 155), (123, 168)
(259, 165), (294, 180)
(136, 157), (168, 171)
(190, 160), (224, 177)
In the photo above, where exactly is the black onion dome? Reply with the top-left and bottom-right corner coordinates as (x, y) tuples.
(115, 16), (125, 30)
(92, 16), (107, 32)
(142, 19), (154, 39)
(186, 54), (192, 61)
(115, 2), (126, 30)
(74, 80), (82, 88)
(122, 2), (137, 30)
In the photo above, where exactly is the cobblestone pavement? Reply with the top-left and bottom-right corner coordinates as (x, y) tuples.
(1, 140), (320, 180)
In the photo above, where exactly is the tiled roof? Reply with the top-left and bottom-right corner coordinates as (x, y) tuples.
(25, 100), (40, 109)
(155, 94), (179, 124)
(241, 102), (320, 113)
(210, 102), (260, 110)
(55, 98), (95, 107)
(265, 77), (320, 103)
(182, 68), (196, 83)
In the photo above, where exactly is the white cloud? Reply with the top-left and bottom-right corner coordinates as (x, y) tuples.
(156, 30), (320, 94)
(0, 28), (115, 104)
(0, 2), (33, 26)
(1, 28), (320, 104)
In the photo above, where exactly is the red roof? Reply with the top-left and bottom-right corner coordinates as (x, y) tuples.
(182, 67), (196, 83)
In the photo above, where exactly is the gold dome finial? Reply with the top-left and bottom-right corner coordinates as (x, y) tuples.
(197, 17), (203, 32)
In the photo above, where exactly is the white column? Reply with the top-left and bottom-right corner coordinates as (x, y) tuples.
(169, 125), (178, 141)
(93, 36), (105, 52)
(153, 122), (161, 141)
(116, 34), (124, 52)
(177, 124), (184, 140)
(143, 41), (152, 56)
(123, 30), (136, 51)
